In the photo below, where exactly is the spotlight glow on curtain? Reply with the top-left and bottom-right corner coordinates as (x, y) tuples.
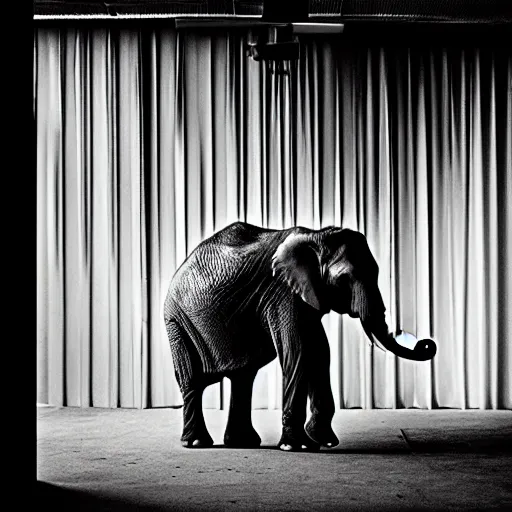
(35, 27), (512, 410)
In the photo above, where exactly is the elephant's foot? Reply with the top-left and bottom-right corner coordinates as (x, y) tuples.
(305, 417), (339, 448)
(224, 425), (261, 448)
(180, 430), (214, 448)
(278, 429), (320, 452)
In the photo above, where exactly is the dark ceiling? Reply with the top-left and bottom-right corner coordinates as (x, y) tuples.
(33, 0), (512, 23)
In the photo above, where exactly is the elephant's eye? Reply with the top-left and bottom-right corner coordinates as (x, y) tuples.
(334, 273), (351, 288)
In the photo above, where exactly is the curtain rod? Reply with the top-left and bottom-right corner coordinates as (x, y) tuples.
(33, 14), (262, 20)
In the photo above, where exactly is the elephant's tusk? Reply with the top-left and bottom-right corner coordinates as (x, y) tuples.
(373, 339), (387, 353)
(364, 331), (387, 353)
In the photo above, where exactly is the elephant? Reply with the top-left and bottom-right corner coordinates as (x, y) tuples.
(164, 221), (437, 451)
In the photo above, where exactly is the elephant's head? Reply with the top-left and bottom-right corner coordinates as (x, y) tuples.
(271, 227), (437, 362)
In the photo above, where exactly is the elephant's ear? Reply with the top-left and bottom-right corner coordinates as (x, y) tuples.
(271, 233), (322, 310)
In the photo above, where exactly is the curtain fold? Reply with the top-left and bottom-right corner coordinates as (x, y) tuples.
(35, 27), (512, 410)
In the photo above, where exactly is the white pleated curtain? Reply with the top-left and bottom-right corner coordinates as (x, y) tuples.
(35, 27), (512, 410)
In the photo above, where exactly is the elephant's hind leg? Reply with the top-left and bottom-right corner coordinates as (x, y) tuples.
(180, 387), (213, 448)
(223, 368), (261, 448)
(166, 319), (213, 448)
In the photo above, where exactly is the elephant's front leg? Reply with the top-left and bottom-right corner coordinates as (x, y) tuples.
(304, 323), (339, 448)
(280, 347), (316, 451)
(270, 308), (321, 452)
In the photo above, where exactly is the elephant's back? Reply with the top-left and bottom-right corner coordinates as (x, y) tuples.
(163, 222), (280, 375)
(168, 223), (281, 310)
(208, 221), (278, 246)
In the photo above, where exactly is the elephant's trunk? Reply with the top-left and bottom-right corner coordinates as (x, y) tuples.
(350, 280), (436, 361)
(350, 280), (385, 324)
(361, 312), (437, 362)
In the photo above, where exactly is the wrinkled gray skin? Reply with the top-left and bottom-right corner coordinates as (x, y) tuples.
(164, 222), (436, 451)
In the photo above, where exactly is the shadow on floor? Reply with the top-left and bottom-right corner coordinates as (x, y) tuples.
(35, 481), (454, 512)
(36, 481), (170, 511)
(225, 444), (412, 454)
(200, 441), (512, 455)
(401, 428), (512, 454)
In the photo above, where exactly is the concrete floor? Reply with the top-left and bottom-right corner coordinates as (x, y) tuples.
(37, 407), (512, 511)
